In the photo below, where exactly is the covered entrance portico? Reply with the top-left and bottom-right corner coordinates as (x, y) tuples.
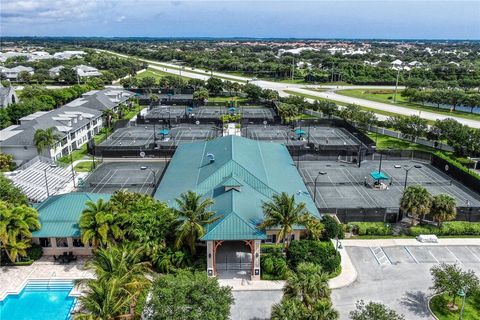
(207, 240), (261, 280)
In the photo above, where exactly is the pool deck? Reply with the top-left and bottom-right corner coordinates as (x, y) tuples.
(0, 257), (92, 301)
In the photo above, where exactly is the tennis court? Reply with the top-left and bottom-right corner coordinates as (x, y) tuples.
(145, 106), (186, 120)
(299, 159), (480, 209)
(242, 124), (361, 146)
(100, 126), (156, 147)
(80, 161), (166, 195)
(157, 123), (220, 146)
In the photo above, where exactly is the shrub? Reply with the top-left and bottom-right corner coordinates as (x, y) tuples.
(287, 240), (341, 274)
(351, 222), (394, 236)
(261, 244), (288, 280)
(322, 215), (344, 240)
(27, 243), (43, 260)
(409, 222), (480, 236)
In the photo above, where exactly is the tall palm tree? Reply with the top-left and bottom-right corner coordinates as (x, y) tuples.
(173, 191), (219, 255)
(284, 263), (331, 308)
(431, 194), (457, 226)
(33, 127), (62, 156)
(0, 202), (40, 262)
(260, 192), (310, 248)
(400, 185), (432, 225)
(79, 199), (123, 248)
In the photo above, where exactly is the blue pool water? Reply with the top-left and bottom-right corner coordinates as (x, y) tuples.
(0, 280), (76, 320)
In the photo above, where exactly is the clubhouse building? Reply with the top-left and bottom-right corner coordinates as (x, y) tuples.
(31, 136), (319, 280)
(154, 135), (319, 280)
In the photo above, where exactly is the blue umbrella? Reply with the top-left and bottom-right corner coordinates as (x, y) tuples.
(228, 107), (236, 112)
(294, 129), (306, 136)
(187, 107), (193, 113)
(370, 171), (389, 181)
(159, 129), (170, 135)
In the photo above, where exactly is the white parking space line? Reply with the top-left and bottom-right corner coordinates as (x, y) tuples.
(445, 247), (461, 263)
(428, 250), (439, 263)
(466, 247), (480, 262)
(404, 247), (419, 264)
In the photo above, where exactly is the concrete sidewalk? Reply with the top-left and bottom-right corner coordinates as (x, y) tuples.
(218, 278), (285, 291)
(329, 244), (357, 289)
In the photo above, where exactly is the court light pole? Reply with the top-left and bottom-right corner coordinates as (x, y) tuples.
(140, 166), (156, 187)
(402, 164), (422, 189)
(458, 287), (466, 320)
(313, 171), (327, 205)
(44, 164), (58, 198)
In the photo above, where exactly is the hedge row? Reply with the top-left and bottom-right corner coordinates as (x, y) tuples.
(350, 222), (394, 236)
(435, 151), (480, 181)
(409, 222), (480, 236)
(287, 240), (341, 274)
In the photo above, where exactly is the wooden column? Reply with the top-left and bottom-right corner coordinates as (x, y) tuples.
(213, 240), (223, 276)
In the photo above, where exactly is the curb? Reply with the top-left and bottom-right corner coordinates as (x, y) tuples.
(426, 293), (441, 320)
(328, 245), (358, 289)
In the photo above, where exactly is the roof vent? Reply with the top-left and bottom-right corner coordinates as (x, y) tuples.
(206, 153), (215, 163)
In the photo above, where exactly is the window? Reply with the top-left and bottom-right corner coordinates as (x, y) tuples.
(56, 238), (68, 248)
(72, 238), (84, 247)
(39, 238), (51, 248)
(264, 234), (276, 244)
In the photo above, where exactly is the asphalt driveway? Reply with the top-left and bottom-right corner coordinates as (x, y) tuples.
(332, 245), (480, 320)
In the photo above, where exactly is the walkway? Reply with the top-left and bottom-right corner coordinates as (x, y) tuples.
(0, 257), (92, 300)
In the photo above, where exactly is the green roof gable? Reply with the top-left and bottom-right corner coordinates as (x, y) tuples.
(32, 192), (111, 238)
(155, 135), (320, 241)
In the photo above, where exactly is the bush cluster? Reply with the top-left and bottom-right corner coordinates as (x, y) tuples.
(409, 222), (480, 236)
(350, 222), (394, 236)
(260, 244), (287, 280)
(322, 215), (344, 240)
(287, 240), (341, 274)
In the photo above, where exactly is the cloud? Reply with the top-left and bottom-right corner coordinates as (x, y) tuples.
(116, 15), (126, 22)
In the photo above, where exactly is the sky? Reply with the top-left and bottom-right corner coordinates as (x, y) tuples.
(1, 0), (479, 39)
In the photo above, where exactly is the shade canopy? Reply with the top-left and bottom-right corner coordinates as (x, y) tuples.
(294, 129), (306, 136)
(228, 107), (236, 112)
(159, 129), (170, 135)
(370, 171), (389, 180)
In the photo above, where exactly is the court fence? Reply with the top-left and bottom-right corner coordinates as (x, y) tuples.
(321, 207), (401, 223)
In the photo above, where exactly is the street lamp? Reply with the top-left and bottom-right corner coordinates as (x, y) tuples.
(140, 166), (156, 187)
(457, 287), (467, 320)
(402, 164), (422, 189)
(44, 164), (58, 198)
(313, 171), (327, 205)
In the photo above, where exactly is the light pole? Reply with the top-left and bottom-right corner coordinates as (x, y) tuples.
(69, 151), (76, 188)
(458, 287), (466, 320)
(44, 164), (58, 198)
(313, 171), (327, 205)
(402, 164), (422, 189)
(140, 166), (156, 187)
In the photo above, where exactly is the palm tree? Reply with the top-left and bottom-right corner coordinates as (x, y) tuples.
(74, 278), (133, 320)
(102, 109), (117, 128)
(79, 199), (123, 248)
(173, 191), (219, 255)
(271, 298), (306, 320)
(0, 202), (40, 262)
(400, 185), (432, 225)
(431, 194), (457, 226)
(33, 127), (62, 157)
(260, 192), (310, 248)
(309, 299), (339, 320)
(284, 263), (331, 308)
(75, 245), (152, 319)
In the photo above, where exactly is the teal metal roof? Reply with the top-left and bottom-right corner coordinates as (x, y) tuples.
(32, 192), (111, 238)
(155, 135), (320, 241)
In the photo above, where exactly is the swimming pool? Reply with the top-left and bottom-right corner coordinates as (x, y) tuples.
(0, 280), (76, 320)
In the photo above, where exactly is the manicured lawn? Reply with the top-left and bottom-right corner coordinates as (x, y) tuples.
(121, 105), (142, 120)
(336, 89), (480, 121)
(207, 96), (249, 103)
(74, 161), (97, 172)
(430, 293), (480, 320)
(365, 131), (437, 152)
(136, 68), (193, 81)
(285, 90), (436, 125)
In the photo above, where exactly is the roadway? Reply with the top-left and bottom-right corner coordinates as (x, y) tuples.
(99, 49), (480, 128)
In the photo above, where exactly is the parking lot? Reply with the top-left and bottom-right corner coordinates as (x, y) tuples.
(332, 245), (480, 319)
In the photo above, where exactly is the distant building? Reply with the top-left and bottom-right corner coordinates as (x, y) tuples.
(53, 50), (86, 60)
(0, 83), (18, 108)
(0, 88), (133, 165)
(49, 66), (65, 78)
(0, 66), (34, 81)
(74, 65), (102, 78)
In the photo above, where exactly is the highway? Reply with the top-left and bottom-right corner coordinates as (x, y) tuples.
(100, 49), (480, 128)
